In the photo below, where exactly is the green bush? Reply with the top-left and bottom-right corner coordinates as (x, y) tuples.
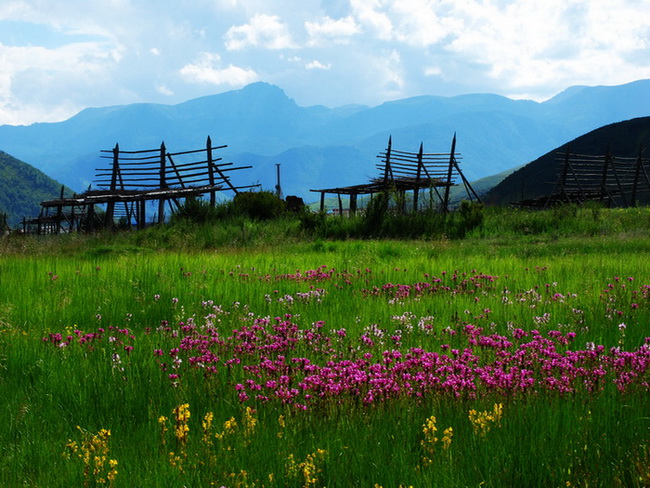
(232, 191), (286, 220)
(170, 197), (231, 224)
(455, 200), (485, 237)
(363, 192), (390, 235)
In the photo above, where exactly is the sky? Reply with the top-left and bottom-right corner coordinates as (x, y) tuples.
(1, 0), (650, 126)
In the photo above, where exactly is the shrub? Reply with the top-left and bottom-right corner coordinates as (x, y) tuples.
(363, 192), (389, 235)
(455, 200), (484, 237)
(232, 191), (286, 220)
(170, 197), (230, 224)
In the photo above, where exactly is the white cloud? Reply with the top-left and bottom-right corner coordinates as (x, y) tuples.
(305, 60), (331, 70)
(0, 39), (124, 123)
(305, 16), (360, 45)
(180, 52), (258, 86)
(439, 0), (650, 97)
(350, 0), (394, 40)
(156, 84), (173, 96)
(224, 13), (296, 50)
(0, 0), (649, 124)
(391, 0), (458, 47)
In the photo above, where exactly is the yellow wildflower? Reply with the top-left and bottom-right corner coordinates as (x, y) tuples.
(441, 427), (453, 450)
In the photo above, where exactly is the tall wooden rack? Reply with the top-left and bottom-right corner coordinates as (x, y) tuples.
(310, 134), (480, 214)
(25, 136), (257, 234)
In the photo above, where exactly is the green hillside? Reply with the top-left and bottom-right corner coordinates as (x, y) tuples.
(0, 150), (67, 228)
(484, 117), (650, 206)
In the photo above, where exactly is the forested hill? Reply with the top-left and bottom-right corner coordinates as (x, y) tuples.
(483, 117), (650, 206)
(0, 151), (67, 227)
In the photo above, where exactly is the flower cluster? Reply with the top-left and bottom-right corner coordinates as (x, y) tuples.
(155, 312), (650, 409)
(468, 403), (503, 437)
(64, 426), (118, 486)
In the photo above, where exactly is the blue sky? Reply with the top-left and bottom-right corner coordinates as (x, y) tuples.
(1, 0), (649, 125)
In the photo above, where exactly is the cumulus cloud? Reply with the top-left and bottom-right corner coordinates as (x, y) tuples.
(350, 0), (393, 40)
(305, 16), (360, 45)
(439, 0), (650, 97)
(224, 13), (296, 50)
(0, 0), (649, 124)
(180, 52), (258, 86)
(305, 60), (331, 70)
(0, 38), (123, 124)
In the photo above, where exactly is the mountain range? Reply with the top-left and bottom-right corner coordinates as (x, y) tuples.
(1, 79), (650, 202)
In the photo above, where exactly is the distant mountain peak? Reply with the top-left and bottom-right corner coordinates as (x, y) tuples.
(1, 78), (650, 206)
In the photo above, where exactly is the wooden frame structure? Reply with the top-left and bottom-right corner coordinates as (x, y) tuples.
(516, 145), (650, 208)
(310, 134), (480, 214)
(25, 136), (258, 234)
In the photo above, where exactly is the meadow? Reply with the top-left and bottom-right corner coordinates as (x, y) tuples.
(1, 205), (649, 487)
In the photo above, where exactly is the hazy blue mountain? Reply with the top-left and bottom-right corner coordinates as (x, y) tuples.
(1, 79), (649, 203)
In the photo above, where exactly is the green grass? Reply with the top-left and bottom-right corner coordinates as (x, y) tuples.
(0, 208), (649, 486)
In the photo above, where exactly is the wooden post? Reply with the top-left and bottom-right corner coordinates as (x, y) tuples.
(158, 142), (167, 224)
(87, 203), (95, 233)
(337, 193), (343, 216)
(599, 146), (610, 204)
(607, 147), (628, 207)
(275, 163), (282, 199)
(442, 133), (456, 213)
(413, 142), (423, 212)
(559, 146), (571, 202)
(207, 136), (216, 207)
(630, 145), (644, 206)
(350, 193), (357, 215)
(104, 144), (119, 227)
(383, 136), (393, 185)
(320, 192), (325, 213)
(56, 186), (64, 234)
(137, 200), (146, 230)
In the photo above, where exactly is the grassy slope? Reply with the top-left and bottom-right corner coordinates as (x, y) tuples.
(0, 150), (68, 227)
(485, 116), (650, 205)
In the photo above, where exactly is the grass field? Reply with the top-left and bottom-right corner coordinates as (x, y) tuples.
(1, 206), (649, 486)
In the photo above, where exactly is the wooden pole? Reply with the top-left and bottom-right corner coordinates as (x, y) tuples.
(320, 192), (325, 213)
(383, 136), (393, 185)
(442, 133), (456, 213)
(158, 142), (166, 224)
(607, 147), (628, 207)
(207, 136), (216, 207)
(413, 142), (423, 212)
(105, 143), (119, 226)
(275, 163), (282, 199)
(630, 145), (644, 206)
(87, 203), (94, 233)
(139, 200), (146, 230)
(56, 186), (64, 234)
(350, 193), (357, 215)
(559, 147), (571, 202)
